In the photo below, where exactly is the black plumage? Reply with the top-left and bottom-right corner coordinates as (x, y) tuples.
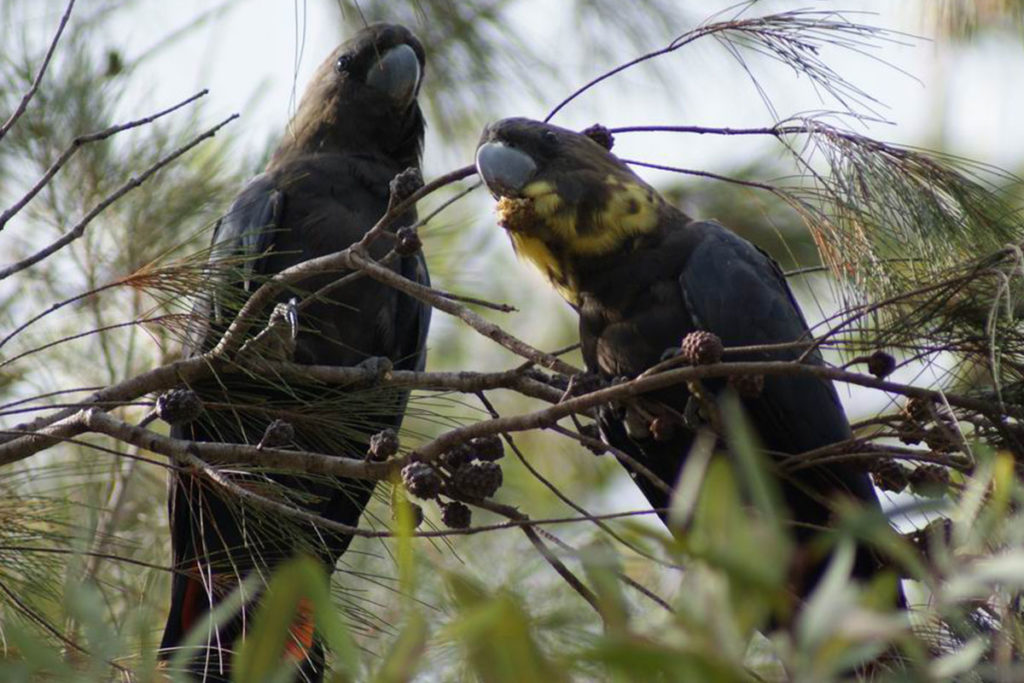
(475, 117), (901, 608)
(160, 24), (430, 682)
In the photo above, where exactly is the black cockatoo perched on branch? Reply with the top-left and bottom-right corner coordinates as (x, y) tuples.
(475, 117), (902, 611)
(160, 24), (430, 681)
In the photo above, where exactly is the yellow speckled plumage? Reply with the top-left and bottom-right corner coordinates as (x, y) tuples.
(523, 178), (658, 255)
(590, 181), (658, 248)
(496, 175), (661, 305)
(508, 232), (579, 304)
(522, 180), (556, 198)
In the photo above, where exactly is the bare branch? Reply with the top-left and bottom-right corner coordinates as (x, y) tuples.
(409, 361), (1021, 466)
(210, 236), (577, 376)
(0, 0), (76, 145)
(0, 90), (209, 232)
(1, 348), (1007, 472)
(0, 354), (226, 458)
(0, 112), (238, 280)
(80, 408), (392, 480)
(0, 358), (561, 463)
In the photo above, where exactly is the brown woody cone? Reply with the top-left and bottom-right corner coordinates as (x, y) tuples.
(441, 501), (472, 529)
(401, 462), (442, 500)
(680, 331), (724, 366)
(908, 464), (950, 497)
(870, 458), (909, 493)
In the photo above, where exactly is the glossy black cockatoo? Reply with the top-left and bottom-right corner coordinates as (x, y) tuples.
(475, 117), (902, 611)
(160, 23), (430, 681)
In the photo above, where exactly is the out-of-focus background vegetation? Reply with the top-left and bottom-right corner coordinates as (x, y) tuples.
(3, 0), (1024, 680)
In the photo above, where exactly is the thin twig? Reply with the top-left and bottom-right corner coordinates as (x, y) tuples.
(0, 90), (208, 232)
(549, 424), (672, 498)
(521, 525), (602, 616)
(436, 290), (517, 313)
(0, 0), (76, 146)
(445, 492), (602, 616)
(0, 315), (179, 369)
(545, 22), (722, 122)
(0, 113), (238, 280)
(620, 158), (790, 196)
(348, 249), (578, 374)
(0, 545), (171, 574)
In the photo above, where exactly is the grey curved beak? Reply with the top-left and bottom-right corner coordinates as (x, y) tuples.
(476, 142), (537, 198)
(367, 43), (421, 106)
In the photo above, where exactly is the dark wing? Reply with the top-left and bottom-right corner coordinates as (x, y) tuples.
(396, 249), (431, 371)
(679, 221), (859, 456)
(593, 220), (888, 590)
(163, 178), (284, 652)
(182, 173), (283, 356)
(680, 221), (877, 498)
(678, 221), (887, 585)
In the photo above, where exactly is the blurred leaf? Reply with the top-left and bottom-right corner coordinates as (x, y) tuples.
(719, 393), (785, 529)
(689, 457), (789, 598)
(370, 613), (427, 683)
(581, 636), (756, 683)
(232, 556), (335, 683)
(581, 540), (629, 633)
(926, 0), (1024, 39)
(443, 573), (569, 683)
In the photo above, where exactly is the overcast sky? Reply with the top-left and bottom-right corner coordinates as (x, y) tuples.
(107, 0), (1024, 178)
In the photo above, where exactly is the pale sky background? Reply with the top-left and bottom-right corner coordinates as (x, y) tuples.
(107, 0), (1024, 172)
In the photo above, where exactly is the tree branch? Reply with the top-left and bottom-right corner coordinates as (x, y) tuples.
(0, 90), (208, 232)
(0, 112), (238, 280)
(0, 0), (76, 146)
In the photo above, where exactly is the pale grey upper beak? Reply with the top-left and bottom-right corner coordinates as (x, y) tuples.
(366, 43), (421, 107)
(476, 141), (537, 198)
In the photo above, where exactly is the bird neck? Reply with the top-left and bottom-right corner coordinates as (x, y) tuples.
(502, 194), (678, 308)
(270, 89), (423, 170)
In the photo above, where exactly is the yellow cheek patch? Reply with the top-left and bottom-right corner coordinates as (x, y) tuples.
(514, 180), (577, 243)
(494, 174), (660, 305)
(567, 180), (658, 255)
(521, 180), (564, 219)
(522, 180), (555, 198)
(601, 181), (658, 233)
(532, 193), (563, 217)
